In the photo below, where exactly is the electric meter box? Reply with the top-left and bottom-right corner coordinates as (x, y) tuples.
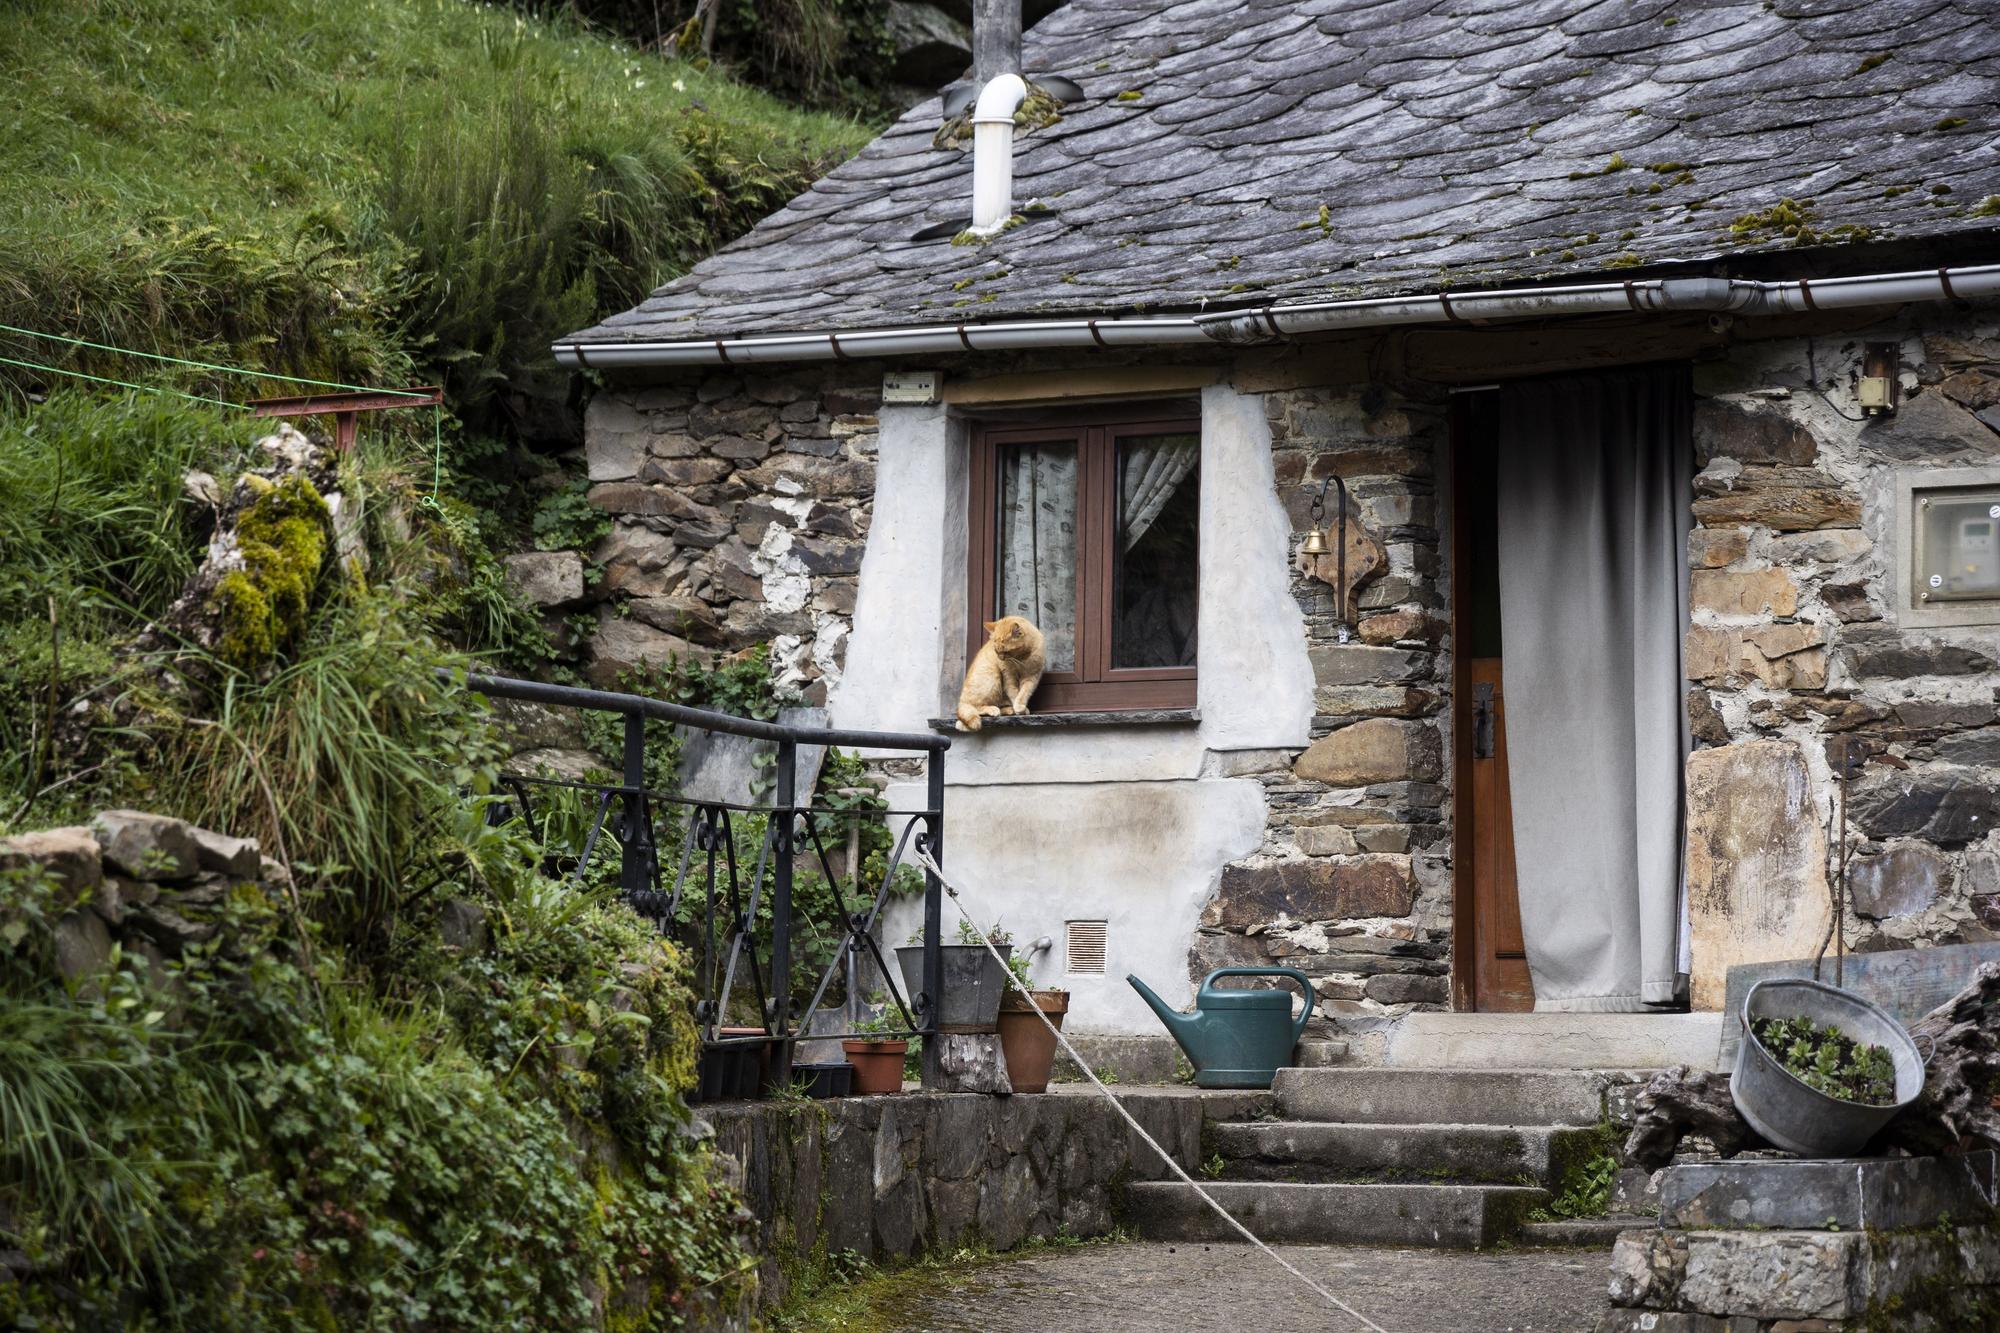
(1896, 468), (2000, 628)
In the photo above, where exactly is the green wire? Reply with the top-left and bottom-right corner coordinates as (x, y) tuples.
(0, 352), (249, 411)
(0, 323), (447, 504)
(0, 322), (432, 398)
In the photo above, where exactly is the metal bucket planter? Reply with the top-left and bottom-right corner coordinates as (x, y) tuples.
(895, 944), (1009, 1032)
(1732, 978), (1927, 1157)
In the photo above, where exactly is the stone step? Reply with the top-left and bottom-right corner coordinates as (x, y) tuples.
(1273, 1067), (1642, 1126)
(1387, 1012), (1723, 1071)
(1125, 1180), (1547, 1249)
(1209, 1120), (1607, 1186)
(1517, 1217), (1647, 1249)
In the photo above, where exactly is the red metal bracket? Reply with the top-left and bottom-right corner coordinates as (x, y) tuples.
(248, 386), (441, 453)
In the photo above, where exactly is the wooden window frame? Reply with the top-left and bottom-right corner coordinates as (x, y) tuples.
(965, 408), (1200, 713)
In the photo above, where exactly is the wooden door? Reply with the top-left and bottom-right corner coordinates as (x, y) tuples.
(1466, 659), (1534, 1010)
(1451, 392), (1534, 1011)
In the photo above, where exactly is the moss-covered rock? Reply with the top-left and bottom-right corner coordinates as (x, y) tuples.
(213, 472), (330, 670)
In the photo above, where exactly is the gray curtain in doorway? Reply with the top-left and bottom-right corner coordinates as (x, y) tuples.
(1496, 366), (1692, 1012)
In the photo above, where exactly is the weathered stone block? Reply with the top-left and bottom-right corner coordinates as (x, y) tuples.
(586, 619), (713, 687)
(1363, 972), (1445, 1006)
(1694, 398), (1818, 466)
(1294, 718), (1442, 786)
(1659, 1154), (1997, 1232)
(91, 810), (200, 881)
(188, 826), (261, 881)
(1848, 843), (1949, 919)
(1818, 579), (1878, 623)
(1204, 856), (1417, 929)
(1356, 609), (1444, 646)
(1840, 628), (1997, 678)
(1767, 529), (1869, 565)
(1690, 568), (1798, 618)
(1935, 728), (2000, 766)
(1313, 685), (1439, 717)
(54, 909), (113, 983)
(503, 550), (585, 608)
(1684, 741), (1830, 1010)
(1293, 824), (1359, 856)
(628, 595), (726, 645)
(1678, 1231), (1858, 1320)
(1609, 1228), (1687, 1308)
(1689, 527), (1748, 569)
(0, 826), (102, 895)
(1859, 387), (2000, 460)
(1848, 766), (2000, 846)
(1309, 644), (1430, 687)
(1691, 468), (1861, 531)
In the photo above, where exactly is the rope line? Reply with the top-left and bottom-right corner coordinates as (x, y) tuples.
(0, 323), (446, 507)
(912, 845), (1392, 1333)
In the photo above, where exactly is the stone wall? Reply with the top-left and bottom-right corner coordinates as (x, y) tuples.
(700, 1087), (1253, 1310)
(1191, 384), (1454, 1028)
(578, 368), (888, 701)
(1681, 312), (2000, 1006)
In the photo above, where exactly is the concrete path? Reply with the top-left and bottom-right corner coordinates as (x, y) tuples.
(877, 1241), (1609, 1332)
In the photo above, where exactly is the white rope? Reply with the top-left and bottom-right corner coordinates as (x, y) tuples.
(912, 847), (1391, 1333)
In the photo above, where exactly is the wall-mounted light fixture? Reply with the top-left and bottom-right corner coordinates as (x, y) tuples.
(1858, 342), (1900, 417)
(1300, 475), (1352, 642)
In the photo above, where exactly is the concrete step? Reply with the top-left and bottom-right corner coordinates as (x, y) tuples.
(1209, 1120), (1607, 1186)
(1386, 1012), (1722, 1071)
(1126, 1180), (1547, 1249)
(1273, 1067), (1642, 1126)
(1517, 1217), (1650, 1248)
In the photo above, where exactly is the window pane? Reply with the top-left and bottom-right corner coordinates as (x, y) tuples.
(1918, 490), (2000, 603)
(997, 441), (1078, 672)
(1112, 432), (1199, 669)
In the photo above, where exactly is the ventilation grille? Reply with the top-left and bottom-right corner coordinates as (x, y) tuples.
(1065, 920), (1108, 975)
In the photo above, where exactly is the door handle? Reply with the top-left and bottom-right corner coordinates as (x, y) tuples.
(1472, 682), (1495, 760)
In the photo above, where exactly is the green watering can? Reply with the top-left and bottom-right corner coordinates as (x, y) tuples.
(1128, 967), (1313, 1089)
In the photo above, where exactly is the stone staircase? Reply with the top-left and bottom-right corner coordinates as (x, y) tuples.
(1127, 1066), (1652, 1249)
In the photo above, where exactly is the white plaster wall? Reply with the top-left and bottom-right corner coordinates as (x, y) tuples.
(829, 382), (1313, 1032)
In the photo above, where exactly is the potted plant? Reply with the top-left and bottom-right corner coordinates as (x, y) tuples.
(996, 953), (1069, 1094)
(894, 919), (1012, 1033)
(842, 1004), (909, 1095)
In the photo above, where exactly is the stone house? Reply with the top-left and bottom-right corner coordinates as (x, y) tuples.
(549, 0), (2000, 1047)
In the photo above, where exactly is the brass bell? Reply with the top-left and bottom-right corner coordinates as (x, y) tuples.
(1300, 526), (1328, 556)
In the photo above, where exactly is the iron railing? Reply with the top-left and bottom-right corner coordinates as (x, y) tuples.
(457, 671), (949, 1087)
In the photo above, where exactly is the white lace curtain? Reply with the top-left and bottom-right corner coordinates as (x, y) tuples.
(996, 434), (1199, 673)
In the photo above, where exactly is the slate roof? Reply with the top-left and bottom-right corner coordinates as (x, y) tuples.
(569, 0), (2000, 345)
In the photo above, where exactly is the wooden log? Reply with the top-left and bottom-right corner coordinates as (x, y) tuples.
(1622, 1066), (1771, 1171)
(926, 1033), (1011, 1095)
(1876, 961), (2000, 1156)
(1621, 963), (2000, 1168)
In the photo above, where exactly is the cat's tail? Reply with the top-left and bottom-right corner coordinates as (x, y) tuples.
(954, 702), (983, 732)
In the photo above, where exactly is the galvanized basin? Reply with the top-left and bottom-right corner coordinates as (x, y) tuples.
(1731, 978), (1925, 1157)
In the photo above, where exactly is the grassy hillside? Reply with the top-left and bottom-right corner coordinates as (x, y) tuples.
(0, 0), (868, 418)
(0, 6), (874, 1325)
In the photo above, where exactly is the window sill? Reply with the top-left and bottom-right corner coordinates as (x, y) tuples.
(928, 709), (1200, 733)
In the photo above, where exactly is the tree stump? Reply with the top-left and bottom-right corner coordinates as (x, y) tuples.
(924, 1033), (1011, 1095)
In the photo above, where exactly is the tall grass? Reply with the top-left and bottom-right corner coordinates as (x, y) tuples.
(0, 0), (868, 419)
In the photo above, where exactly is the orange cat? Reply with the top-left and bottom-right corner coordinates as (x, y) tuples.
(954, 616), (1046, 731)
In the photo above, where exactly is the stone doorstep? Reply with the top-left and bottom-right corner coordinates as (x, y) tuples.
(1658, 1153), (1999, 1231)
(1386, 1012), (1726, 1072)
(1274, 1067), (1648, 1126)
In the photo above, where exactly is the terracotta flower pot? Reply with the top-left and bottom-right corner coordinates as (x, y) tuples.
(996, 989), (1069, 1093)
(843, 1039), (909, 1095)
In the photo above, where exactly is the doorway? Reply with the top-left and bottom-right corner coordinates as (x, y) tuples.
(1451, 391), (1533, 1011)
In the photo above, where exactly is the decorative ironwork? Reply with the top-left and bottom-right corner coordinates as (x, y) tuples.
(455, 671), (950, 1087)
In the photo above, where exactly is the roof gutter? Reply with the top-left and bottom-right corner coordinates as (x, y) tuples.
(550, 263), (2000, 369)
(552, 314), (1212, 368)
(1198, 265), (2000, 343)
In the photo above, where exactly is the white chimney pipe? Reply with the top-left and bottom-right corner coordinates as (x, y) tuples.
(970, 73), (1028, 235)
